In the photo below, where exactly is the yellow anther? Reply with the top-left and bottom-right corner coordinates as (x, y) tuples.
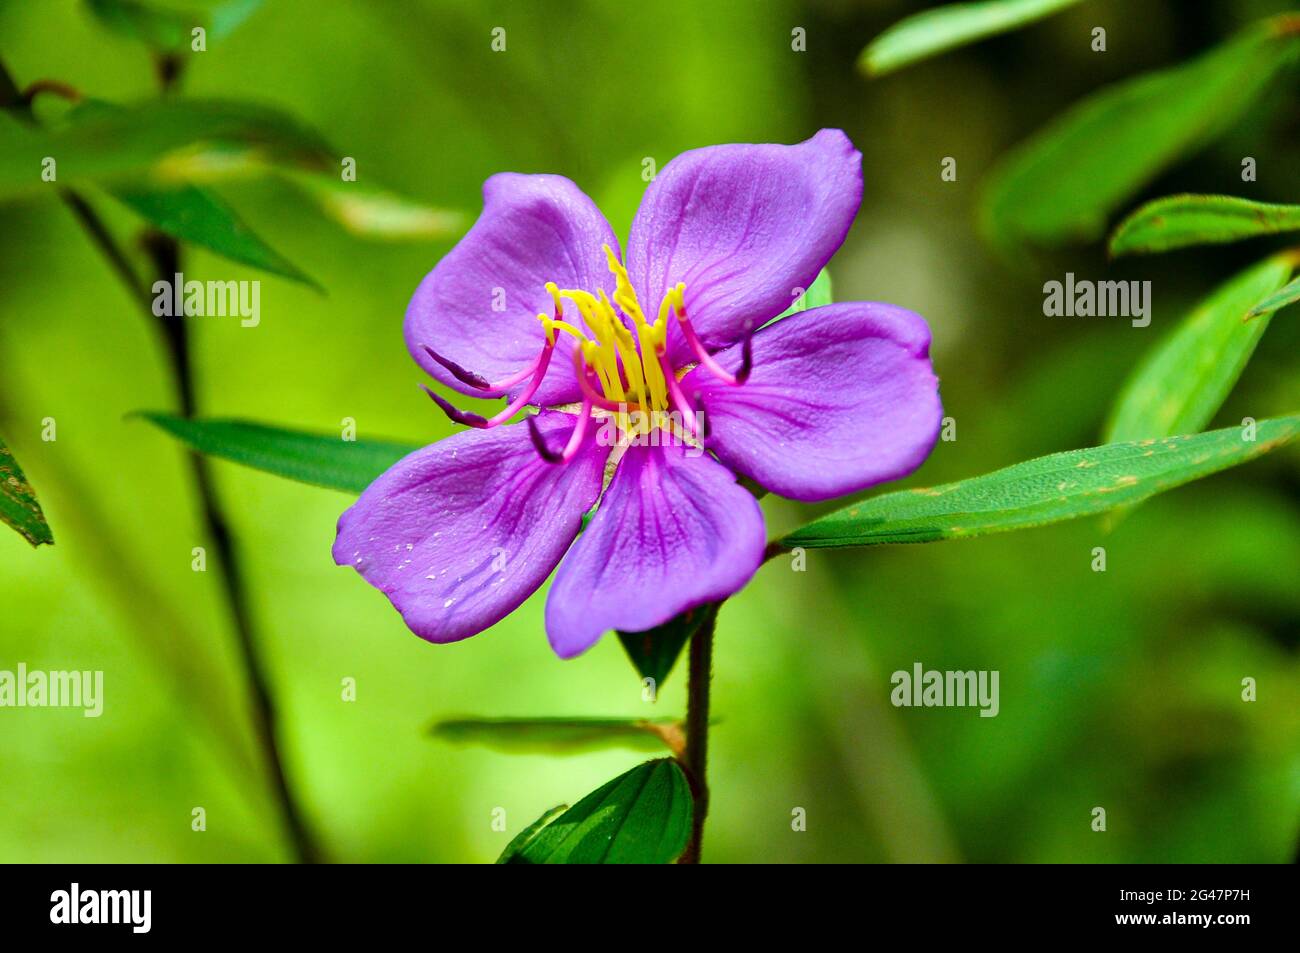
(603, 244), (652, 330)
(536, 314), (556, 346)
(549, 319), (590, 343)
(657, 293), (674, 330)
(540, 258), (686, 416)
(545, 281), (564, 320)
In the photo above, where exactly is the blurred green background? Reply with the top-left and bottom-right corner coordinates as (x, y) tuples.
(1, 0), (1297, 863)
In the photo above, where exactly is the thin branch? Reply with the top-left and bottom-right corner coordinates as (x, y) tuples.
(679, 607), (717, 864)
(1, 53), (324, 863)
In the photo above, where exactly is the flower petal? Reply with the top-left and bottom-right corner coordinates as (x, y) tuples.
(544, 442), (766, 659)
(626, 129), (862, 362)
(683, 302), (942, 502)
(404, 173), (619, 405)
(333, 412), (607, 643)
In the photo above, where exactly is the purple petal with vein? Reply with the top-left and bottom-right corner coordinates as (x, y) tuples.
(334, 411), (607, 643)
(545, 442), (766, 658)
(405, 173), (619, 405)
(627, 129), (862, 364)
(684, 302), (941, 501)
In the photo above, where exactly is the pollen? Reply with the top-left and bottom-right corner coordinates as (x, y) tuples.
(547, 244), (677, 423)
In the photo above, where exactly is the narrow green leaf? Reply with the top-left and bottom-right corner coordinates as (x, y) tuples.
(1248, 273), (1300, 317)
(136, 413), (417, 493)
(1110, 194), (1300, 257)
(0, 436), (53, 547)
(860, 0), (1082, 77)
(110, 183), (320, 286)
(501, 759), (693, 864)
(617, 602), (716, 692)
(46, 99), (321, 286)
(496, 805), (567, 864)
(279, 169), (465, 241)
(430, 717), (680, 755)
(981, 18), (1300, 248)
(0, 98), (335, 200)
(1106, 255), (1296, 443)
(782, 415), (1300, 548)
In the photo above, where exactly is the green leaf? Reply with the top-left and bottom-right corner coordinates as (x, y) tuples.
(1248, 273), (1300, 317)
(207, 0), (264, 41)
(110, 183), (321, 286)
(500, 759), (693, 864)
(0, 98), (335, 200)
(86, 0), (264, 49)
(60, 99), (319, 286)
(87, 0), (195, 52)
(781, 415), (1300, 548)
(495, 805), (568, 864)
(1105, 254), (1296, 443)
(136, 413), (417, 493)
(981, 18), (1300, 248)
(430, 717), (681, 755)
(1110, 194), (1300, 257)
(0, 436), (53, 547)
(616, 602), (716, 693)
(860, 0), (1083, 77)
(278, 169), (465, 241)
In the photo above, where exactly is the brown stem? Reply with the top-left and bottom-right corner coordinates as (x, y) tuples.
(21, 78), (83, 104)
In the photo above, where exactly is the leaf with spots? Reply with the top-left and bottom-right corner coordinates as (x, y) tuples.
(0, 436), (53, 547)
(781, 415), (1300, 548)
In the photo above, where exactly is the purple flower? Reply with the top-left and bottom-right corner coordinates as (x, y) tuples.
(333, 130), (942, 658)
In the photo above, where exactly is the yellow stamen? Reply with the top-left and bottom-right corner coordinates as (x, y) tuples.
(538, 247), (689, 435)
(536, 314), (556, 346)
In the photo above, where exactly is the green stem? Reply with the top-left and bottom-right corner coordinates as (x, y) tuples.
(679, 608), (717, 864)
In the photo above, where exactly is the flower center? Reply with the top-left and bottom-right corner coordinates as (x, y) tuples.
(419, 244), (754, 465)
(542, 245), (680, 415)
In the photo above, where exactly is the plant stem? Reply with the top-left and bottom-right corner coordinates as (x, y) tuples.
(3, 54), (322, 862)
(142, 233), (323, 864)
(158, 51), (321, 863)
(679, 607), (717, 864)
